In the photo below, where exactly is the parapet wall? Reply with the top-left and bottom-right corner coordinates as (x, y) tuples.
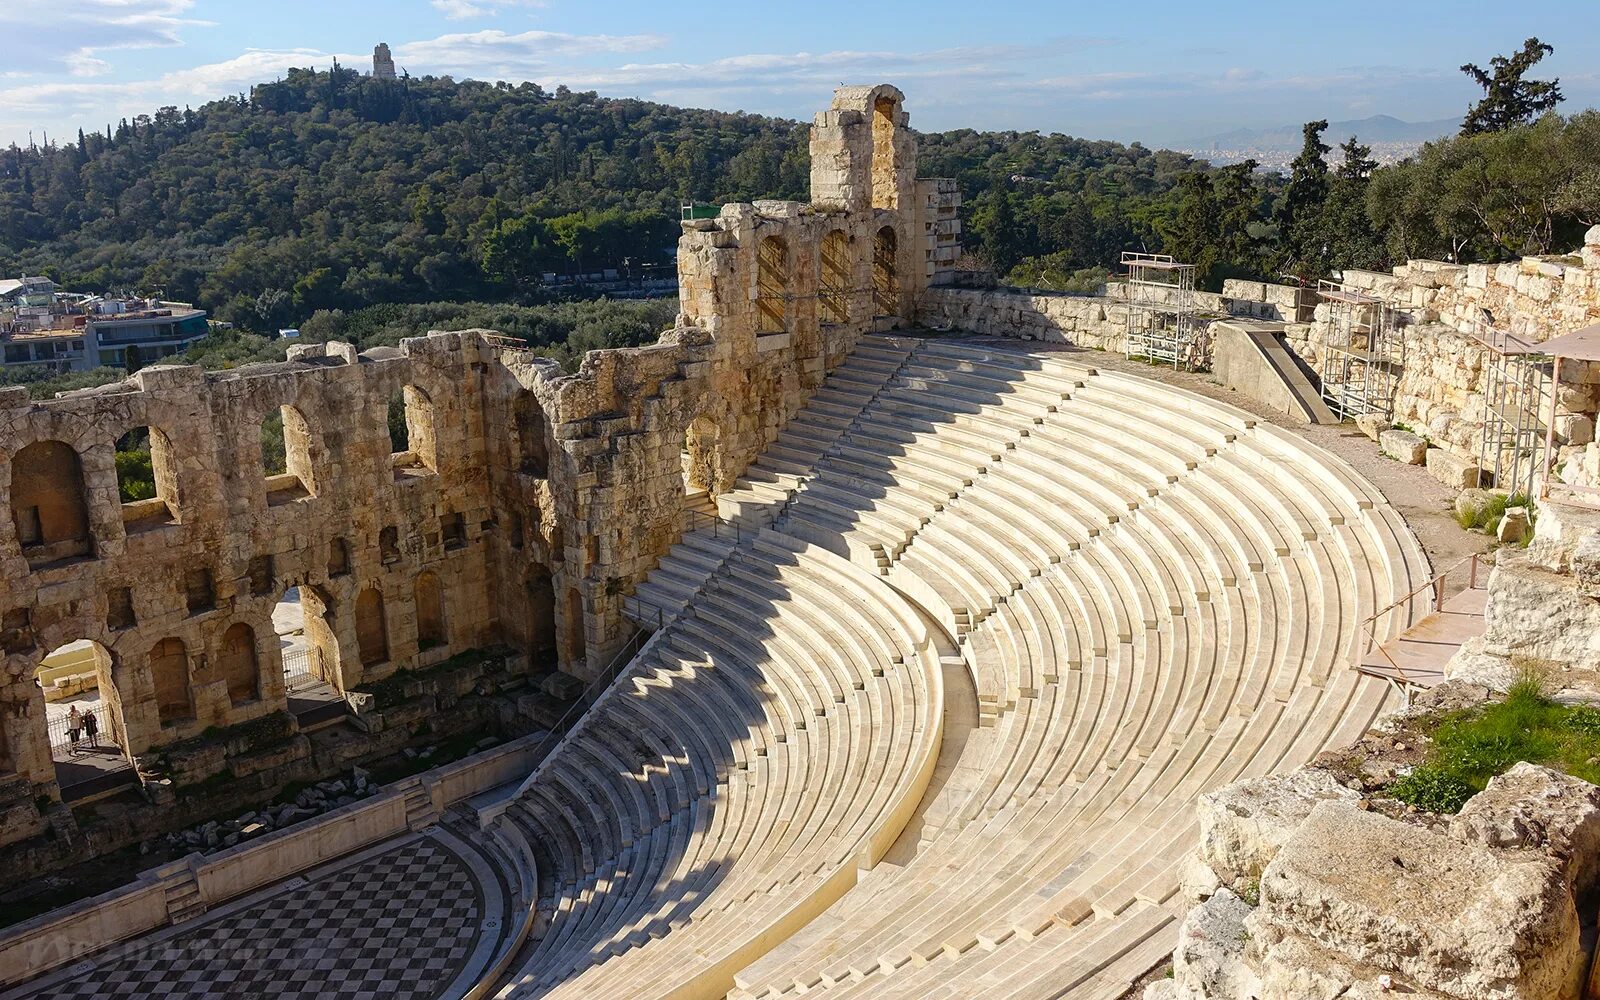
(919, 226), (1600, 481)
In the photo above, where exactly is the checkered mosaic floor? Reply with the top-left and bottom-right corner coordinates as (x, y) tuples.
(33, 836), (485, 1000)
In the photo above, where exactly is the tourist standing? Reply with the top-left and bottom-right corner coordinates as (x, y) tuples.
(83, 709), (99, 750)
(67, 705), (83, 755)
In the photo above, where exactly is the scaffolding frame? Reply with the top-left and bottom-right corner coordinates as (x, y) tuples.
(1317, 280), (1403, 421)
(1121, 252), (1202, 370)
(1472, 325), (1550, 498)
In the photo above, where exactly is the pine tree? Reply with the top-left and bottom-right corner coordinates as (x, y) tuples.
(1320, 138), (1383, 271)
(1461, 38), (1563, 135)
(1274, 120), (1330, 277)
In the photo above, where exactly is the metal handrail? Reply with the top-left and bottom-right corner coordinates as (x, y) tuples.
(1357, 552), (1484, 687)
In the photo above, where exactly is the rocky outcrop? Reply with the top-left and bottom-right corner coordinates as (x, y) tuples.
(1195, 768), (1357, 894)
(1449, 499), (1600, 691)
(1159, 763), (1599, 1000)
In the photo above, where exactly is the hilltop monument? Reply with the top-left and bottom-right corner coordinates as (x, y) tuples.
(372, 42), (396, 80)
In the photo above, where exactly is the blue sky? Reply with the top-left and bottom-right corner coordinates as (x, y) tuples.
(1, 0), (1595, 149)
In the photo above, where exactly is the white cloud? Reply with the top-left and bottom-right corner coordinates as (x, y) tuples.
(0, 1), (207, 77)
(394, 29), (666, 77)
(431, 0), (546, 19)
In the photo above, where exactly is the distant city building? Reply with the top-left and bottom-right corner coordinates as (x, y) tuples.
(372, 42), (396, 80)
(0, 277), (209, 371)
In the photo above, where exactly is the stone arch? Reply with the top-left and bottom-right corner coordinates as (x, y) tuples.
(218, 622), (260, 704)
(819, 229), (851, 325)
(526, 567), (557, 662)
(355, 587), (389, 667)
(149, 637), (193, 726)
(683, 413), (724, 497)
(35, 639), (120, 767)
(873, 225), (899, 318)
(393, 384), (438, 473)
(327, 537), (351, 577)
(114, 425), (179, 530)
(415, 571), (446, 650)
(563, 587), (586, 663)
(756, 234), (789, 335)
(871, 95), (901, 211)
(11, 440), (94, 566)
(515, 393), (549, 477)
(263, 404), (317, 503)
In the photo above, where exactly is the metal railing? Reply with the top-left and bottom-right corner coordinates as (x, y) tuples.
(1357, 552), (1484, 687)
(282, 646), (318, 694)
(45, 701), (124, 757)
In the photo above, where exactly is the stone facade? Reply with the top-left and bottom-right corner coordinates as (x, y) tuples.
(531, 83), (957, 677)
(0, 84), (958, 852)
(921, 226), (1600, 489)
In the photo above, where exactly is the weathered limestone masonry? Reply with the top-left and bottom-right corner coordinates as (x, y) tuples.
(0, 333), (548, 850)
(0, 83), (959, 855)
(530, 84), (959, 677)
(919, 226), (1600, 485)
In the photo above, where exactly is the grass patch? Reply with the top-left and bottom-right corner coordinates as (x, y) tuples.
(1388, 672), (1600, 813)
(1454, 490), (1531, 533)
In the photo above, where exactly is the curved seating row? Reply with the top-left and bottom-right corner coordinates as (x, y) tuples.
(482, 332), (1428, 1000)
(728, 337), (1428, 999)
(488, 528), (943, 999)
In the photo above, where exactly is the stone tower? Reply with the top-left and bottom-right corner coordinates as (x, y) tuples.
(372, 43), (397, 80)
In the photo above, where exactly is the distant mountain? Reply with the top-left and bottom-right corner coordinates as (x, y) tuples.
(1186, 114), (1459, 152)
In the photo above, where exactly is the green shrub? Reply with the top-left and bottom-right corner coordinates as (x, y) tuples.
(1389, 766), (1477, 813)
(1386, 673), (1600, 813)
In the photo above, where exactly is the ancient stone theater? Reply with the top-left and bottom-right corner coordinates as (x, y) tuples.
(4, 83), (1600, 1000)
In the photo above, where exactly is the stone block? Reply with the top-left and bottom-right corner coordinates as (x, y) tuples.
(1197, 768), (1357, 891)
(1497, 506), (1531, 544)
(1354, 413), (1389, 442)
(1379, 429), (1427, 465)
(1170, 889), (1260, 1000)
(1425, 447), (1483, 489)
(1450, 763), (1600, 898)
(1255, 801), (1584, 1000)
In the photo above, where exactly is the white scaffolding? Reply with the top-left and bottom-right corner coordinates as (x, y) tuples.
(1473, 326), (1549, 498)
(1317, 280), (1403, 420)
(1122, 252), (1203, 370)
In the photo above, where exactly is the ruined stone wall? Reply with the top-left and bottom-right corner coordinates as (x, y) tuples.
(919, 227), (1600, 485)
(535, 83), (960, 677)
(0, 333), (552, 823)
(0, 82), (957, 851)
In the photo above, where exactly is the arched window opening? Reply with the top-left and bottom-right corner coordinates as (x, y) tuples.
(263, 405), (316, 505)
(379, 526), (401, 565)
(682, 415), (721, 514)
(819, 229), (851, 325)
(219, 623), (260, 704)
(564, 587), (586, 663)
(115, 426), (178, 532)
(873, 226), (899, 318)
(527, 569), (557, 665)
(391, 385), (438, 479)
(356, 588), (389, 667)
(415, 572), (446, 651)
(871, 96), (900, 211)
(11, 440), (94, 567)
(756, 234), (789, 336)
(36, 640), (120, 771)
(149, 637), (193, 726)
(327, 537), (351, 577)
(277, 585), (342, 698)
(515, 394), (549, 477)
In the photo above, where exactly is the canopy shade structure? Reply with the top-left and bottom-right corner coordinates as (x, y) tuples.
(1540, 320), (1600, 510)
